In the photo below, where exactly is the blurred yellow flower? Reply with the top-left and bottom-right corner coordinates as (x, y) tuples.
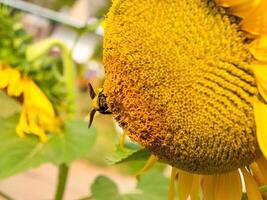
(0, 64), (60, 142)
(0, 64), (23, 96)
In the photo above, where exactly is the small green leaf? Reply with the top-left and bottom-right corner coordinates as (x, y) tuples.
(108, 143), (151, 165)
(91, 176), (122, 200)
(0, 116), (97, 179)
(91, 170), (169, 200)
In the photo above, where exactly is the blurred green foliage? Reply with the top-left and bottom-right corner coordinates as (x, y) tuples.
(95, 0), (112, 19)
(91, 170), (170, 200)
(0, 7), (98, 181)
(0, 104), (97, 179)
(0, 7), (69, 115)
(0, 7), (32, 70)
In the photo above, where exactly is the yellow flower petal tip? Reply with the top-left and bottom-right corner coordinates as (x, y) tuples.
(242, 168), (263, 200)
(252, 62), (267, 103)
(168, 168), (178, 200)
(136, 155), (158, 179)
(248, 36), (267, 62)
(0, 66), (23, 96)
(253, 98), (267, 159)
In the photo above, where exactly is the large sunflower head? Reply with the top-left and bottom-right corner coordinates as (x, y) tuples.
(102, 0), (267, 199)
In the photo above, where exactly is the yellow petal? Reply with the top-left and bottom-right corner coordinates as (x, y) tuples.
(23, 77), (55, 117)
(190, 174), (200, 200)
(249, 36), (267, 62)
(28, 120), (48, 142)
(216, 0), (260, 18)
(253, 98), (267, 158)
(202, 171), (242, 200)
(257, 156), (267, 184)
(252, 62), (267, 103)
(251, 162), (266, 186)
(168, 167), (178, 200)
(215, 171), (242, 200)
(216, 0), (254, 7)
(120, 130), (128, 149)
(202, 175), (216, 200)
(136, 154), (158, 178)
(241, 0), (267, 35)
(241, 168), (263, 200)
(16, 107), (28, 138)
(0, 68), (11, 89)
(6, 68), (23, 97)
(178, 170), (194, 200)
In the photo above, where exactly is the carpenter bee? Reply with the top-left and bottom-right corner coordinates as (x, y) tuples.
(88, 83), (112, 128)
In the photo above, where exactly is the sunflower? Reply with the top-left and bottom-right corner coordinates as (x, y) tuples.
(100, 0), (267, 199)
(0, 64), (60, 142)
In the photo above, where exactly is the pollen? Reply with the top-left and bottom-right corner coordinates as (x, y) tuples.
(103, 0), (261, 174)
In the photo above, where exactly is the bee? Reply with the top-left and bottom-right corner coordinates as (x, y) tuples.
(88, 83), (112, 128)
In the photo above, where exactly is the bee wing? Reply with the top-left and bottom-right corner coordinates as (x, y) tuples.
(88, 83), (96, 99)
(88, 109), (97, 128)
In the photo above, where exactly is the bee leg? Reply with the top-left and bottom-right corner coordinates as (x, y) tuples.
(136, 154), (158, 179)
(88, 109), (97, 128)
(119, 131), (128, 150)
(88, 83), (96, 99)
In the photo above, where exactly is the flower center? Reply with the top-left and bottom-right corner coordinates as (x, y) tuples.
(103, 0), (261, 174)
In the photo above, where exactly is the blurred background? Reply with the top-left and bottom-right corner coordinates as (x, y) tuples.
(0, 0), (148, 199)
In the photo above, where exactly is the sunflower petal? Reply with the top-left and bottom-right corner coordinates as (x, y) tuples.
(168, 167), (178, 200)
(241, 0), (267, 35)
(202, 175), (216, 200)
(120, 131), (128, 149)
(251, 162), (266, 186)
(215, 171), (242, 200)
(241, 168), (263, 200)
(253, 98), (267, 158)
(216, 0), (260, 18)
(178, 170), (194, 200)
(257, 156), (267, 184)
(248, 36), (267, 62)
(216, 0), (255, 7)
(252, 63), (267, 103)
(136, 154), (158, 178)
(190, 174), (200, 200)
(202, 171), (242, 200)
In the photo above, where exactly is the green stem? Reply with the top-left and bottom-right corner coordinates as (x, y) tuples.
(0, 191), (14, 200)
(55, 164), (69, 200)
(260, 185), (267, 193)
(26, 39), (77, 118)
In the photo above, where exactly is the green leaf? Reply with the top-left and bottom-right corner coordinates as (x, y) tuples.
(91, 176), (122, 200)
(0, 116), (97, 179)
(0, 92), (21, 118)
(91, 170), (170, 200)
(108, 143), (151, 165)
